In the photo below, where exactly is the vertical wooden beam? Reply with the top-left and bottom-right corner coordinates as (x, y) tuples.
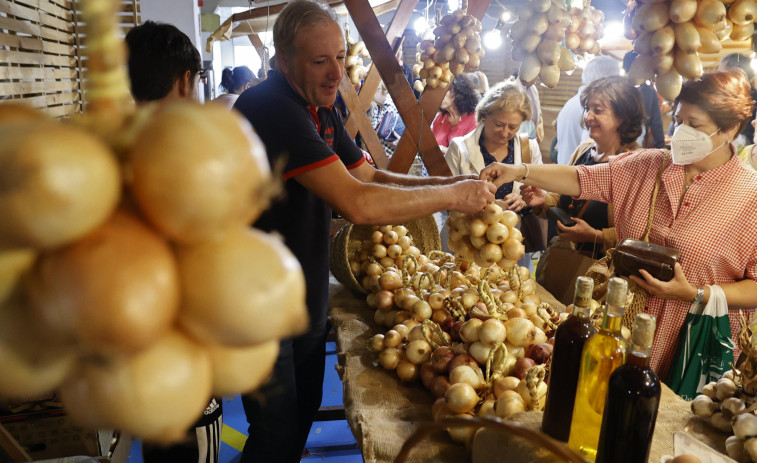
(344, 0), (418, 139)
(345, 0), (447, 175)
(389, 0), (491, 176)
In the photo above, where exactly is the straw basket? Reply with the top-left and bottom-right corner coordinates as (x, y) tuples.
(330, 215), (442, 294)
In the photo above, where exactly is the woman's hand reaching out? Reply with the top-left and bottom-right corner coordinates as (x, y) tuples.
(479, 163), (520, 187)
(520, 185), (545, 207)
(502, 193), (527, 213)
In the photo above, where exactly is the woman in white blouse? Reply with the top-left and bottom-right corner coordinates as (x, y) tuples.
(441, 78), (544, 262)
(444, 77), (542, 211)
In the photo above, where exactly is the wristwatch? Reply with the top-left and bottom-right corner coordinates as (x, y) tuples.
(691, 286), (705, 305)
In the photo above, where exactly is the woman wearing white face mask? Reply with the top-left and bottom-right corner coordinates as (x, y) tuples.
(479, 71), (757, 380)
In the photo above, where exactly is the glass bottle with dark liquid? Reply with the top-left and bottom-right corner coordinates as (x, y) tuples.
(542, 276), (597, 441)
(596, 313), (660, 463)
(568, 277), (628, 462)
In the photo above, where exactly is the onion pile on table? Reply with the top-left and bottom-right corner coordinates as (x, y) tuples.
(688, 314), (757, 462)
(414, 8), (484, 90)
(509, 0), (578, 88)
(0, 101), (307, 443)
(446, 201), (526, 268)
(354, 225), (561, 446)
(625, 0), (757, 100)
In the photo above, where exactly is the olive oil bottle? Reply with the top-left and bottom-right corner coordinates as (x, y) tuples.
(567, 277), (628, 462)
(542, 276), (597, 441)
(596, 313), (660, 463)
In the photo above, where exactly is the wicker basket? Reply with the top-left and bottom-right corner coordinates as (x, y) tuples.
(330, 215), (442, 294)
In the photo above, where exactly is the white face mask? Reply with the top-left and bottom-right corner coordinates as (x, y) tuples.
(670, 124), (723, 165)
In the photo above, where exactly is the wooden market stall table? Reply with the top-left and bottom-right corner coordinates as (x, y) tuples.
(327, 275), (730, 463)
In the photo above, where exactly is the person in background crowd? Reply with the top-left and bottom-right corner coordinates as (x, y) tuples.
(623, 51), (664, 149)
(719, 52), (757, 149)
(555, 55), (620, 165)
(737, 110), (757, 170)
(367, 82), (404, 158)
(481, 71), (757, 381)
(465, 70), (489, 96)
(443, 78), (543, 267)
(524, 75), (644, 258)
(125, 20), (223, 463)
(432, 74), (480, 152)
(213, 65), (258, 109)
(232, 1), (496, 461)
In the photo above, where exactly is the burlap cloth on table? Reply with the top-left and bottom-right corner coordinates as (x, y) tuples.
(328, 276), (567, 463)
(471, 386), (729, 462)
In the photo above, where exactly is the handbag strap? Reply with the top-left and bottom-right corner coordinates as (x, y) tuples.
(518, 133), (531, 164)
(642, 151), (669, 242)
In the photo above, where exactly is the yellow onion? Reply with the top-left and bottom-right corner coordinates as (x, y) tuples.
(207, 340), (278, 396)
(650, 26), (675, 55)
(728, 0), (757, 25)
(177, 227), (307, 347)
(697, 26), (722, 53)
(674, 47), (703, 81)
(673, 22), (701, 53)
(26, 210), (179, 354)
(669, 0), (698, 23)
(632, 2), (671, 32)
(695, 0), (727, 28)
(0, 121), (120, 250)
(730, 22), (754, 41)
(0, 248), (35, 304)
(126, 100), (271, 244)
(60, 330), (212, 442)
(0, 290), (77, 397)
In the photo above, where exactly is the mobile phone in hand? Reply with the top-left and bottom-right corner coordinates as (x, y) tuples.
(546, 207), (577, 227)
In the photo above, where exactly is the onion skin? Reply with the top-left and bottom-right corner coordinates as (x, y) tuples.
(0, 121), (120, 250)
(0, 291), (77, 398)
(60, 330), (213, 443)
(176, 227), (308, 347)
(206, 340), (278, 396)
(126, 101), (271, 244)
(26, 210), (179, 354)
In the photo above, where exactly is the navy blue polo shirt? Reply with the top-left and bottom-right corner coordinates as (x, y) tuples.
(234, 71), (365, 330)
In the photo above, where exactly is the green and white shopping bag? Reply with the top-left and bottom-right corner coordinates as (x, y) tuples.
(666, 285), (735, 400)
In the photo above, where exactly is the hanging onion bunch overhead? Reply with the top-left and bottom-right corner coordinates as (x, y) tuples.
(509, 0), (579, 88)
(564, 6), (605, 56)
(625, 0), (757, 101)
(0, 0), (307, 444)
(413, 1), (485, 90)
(345, 28), (370, 90)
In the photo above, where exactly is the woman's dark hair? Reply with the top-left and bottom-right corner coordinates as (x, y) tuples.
(220, 66), (255, 94)
(125, 21), (202, 102)
(580, 75), (644, 145)
(677, 71), (754, 135)
(451, 74), (480, 116)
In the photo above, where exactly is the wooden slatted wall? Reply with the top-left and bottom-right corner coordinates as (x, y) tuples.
(0, 0), (140, 118)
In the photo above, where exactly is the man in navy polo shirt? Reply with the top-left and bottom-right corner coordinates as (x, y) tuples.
(234, 2), (495, 461)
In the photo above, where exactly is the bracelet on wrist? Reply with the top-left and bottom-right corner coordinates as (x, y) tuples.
(519, 164), (530, 182)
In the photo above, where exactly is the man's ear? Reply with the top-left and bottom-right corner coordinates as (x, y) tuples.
(176, 70), (193, 98)
(277, 53), (290, 75)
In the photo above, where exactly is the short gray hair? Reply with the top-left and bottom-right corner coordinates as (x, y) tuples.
(581, 55), (620, 85)
(475, 77), (532, 124)
(273, 0), (339, 60)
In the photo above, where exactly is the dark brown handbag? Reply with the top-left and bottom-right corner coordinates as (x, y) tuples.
(613, 239), (680, 282)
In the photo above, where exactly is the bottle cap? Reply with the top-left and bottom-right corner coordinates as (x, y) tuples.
(632, 313), (657, 348)
(606, 277), (628, 308)
(574, 276), (594, 308)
